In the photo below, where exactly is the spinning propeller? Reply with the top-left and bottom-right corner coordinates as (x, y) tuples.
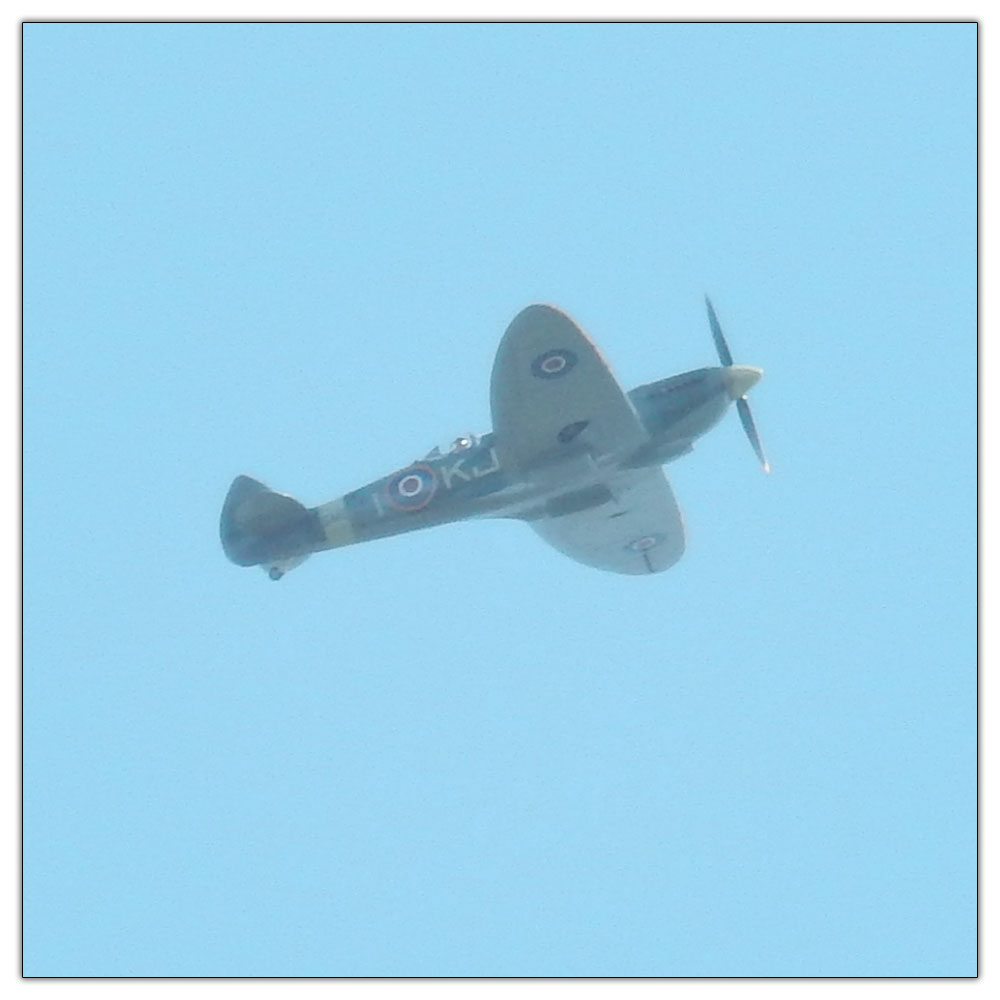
(705, 296), (770, 473)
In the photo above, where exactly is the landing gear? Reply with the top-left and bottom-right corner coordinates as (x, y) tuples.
(260, 554), (308, 580)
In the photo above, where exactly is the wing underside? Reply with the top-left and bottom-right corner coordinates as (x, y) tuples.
(490, 303), (685, 574)
(528, 467), (685, 575)
(489, 304), (647, 476)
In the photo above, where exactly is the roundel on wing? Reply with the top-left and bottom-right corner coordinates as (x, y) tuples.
(626, 534), (663, 553)
(385, 464), (438, 511)
(531, 348), (578, 380)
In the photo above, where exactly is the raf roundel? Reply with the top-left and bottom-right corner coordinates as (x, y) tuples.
(385, 464), (438, 511)
(531, 348), (578, 380)
(627, 534), (663, 553)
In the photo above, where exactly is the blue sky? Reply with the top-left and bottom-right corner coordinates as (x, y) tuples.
(23, 22), (976, 977)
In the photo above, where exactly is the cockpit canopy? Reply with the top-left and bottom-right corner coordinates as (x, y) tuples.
(423, 433), (479, 461)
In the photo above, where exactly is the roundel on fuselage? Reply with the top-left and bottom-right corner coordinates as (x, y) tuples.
(385, 464), (438, 511)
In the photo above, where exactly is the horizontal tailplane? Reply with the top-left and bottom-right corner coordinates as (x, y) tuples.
(219, 476), (324, 575)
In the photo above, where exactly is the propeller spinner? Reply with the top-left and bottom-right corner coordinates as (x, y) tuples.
(705, 296), (770, 473)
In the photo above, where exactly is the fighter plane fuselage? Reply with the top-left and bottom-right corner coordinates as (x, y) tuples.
(220, 302), (767, 579)
(228, 364), (749, 577)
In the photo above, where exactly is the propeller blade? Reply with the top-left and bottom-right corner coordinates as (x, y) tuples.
(737, 397), (770, 473)
(705, 295), (733, 367)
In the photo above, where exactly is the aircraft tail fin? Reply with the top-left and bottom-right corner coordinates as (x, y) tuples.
(219, 475), (324, 577)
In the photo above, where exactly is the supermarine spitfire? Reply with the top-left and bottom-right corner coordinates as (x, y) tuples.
(220, 298), (767, 579)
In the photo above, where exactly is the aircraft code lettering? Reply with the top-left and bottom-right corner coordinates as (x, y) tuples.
(440, 446), (501, 489)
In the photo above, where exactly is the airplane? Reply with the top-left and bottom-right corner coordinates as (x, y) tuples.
(220, 297), (767, 579)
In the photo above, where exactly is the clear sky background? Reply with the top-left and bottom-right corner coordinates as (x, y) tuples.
(23, 22), (976, 978)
